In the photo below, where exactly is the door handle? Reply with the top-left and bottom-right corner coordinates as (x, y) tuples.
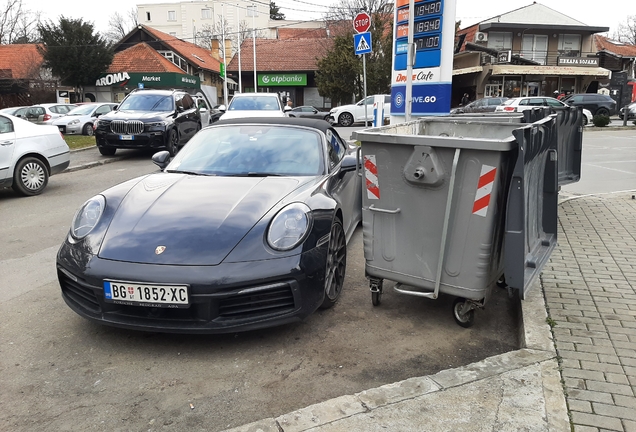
(368, 205), (400, 214)
(0, 140), (14, 146)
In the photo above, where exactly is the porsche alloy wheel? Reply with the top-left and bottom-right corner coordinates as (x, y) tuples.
(320, 219), (346, 309)
(338, 112), (354, 127)
(13, 156), (48, 196)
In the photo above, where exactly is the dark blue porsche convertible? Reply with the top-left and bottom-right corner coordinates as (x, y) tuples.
(57, 118), (362, 333)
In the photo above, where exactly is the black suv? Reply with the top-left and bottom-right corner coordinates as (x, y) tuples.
(94, 89), (201, 156)
(561, 93), (617, 116)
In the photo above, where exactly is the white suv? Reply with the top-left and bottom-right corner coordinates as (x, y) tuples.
(218, 93), (286, 121)
(329, 95), (391, 126)
(495, 96), (593, 125)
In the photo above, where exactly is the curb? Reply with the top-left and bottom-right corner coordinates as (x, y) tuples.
(222, 285), (568, 432)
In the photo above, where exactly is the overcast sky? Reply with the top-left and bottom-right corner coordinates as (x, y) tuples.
(22, 0), (628, 38)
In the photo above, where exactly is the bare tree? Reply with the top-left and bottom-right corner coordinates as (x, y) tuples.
(105, 8), (139, 43)
(323, 0), (393, 21)
(614, 15), (636, 45)
(196, 15), (263, 53)
(0, 0), (40, 44)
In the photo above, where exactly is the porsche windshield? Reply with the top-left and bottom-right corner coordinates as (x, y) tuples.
(167, 125), (324, 176)
(118, 94), (174, 112)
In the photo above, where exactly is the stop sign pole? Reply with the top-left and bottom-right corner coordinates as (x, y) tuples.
(354, 11), (371, 126)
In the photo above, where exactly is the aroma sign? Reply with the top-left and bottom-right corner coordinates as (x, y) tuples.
(95, 72), (130, 86)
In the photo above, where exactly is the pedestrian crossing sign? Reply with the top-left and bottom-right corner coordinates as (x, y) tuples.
(354, 32), (372, 55)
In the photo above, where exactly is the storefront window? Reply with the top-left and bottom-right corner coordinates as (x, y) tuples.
(488, 32), (512, 50)
(503, 77), (521, 98)
(558, 35), (581, 57)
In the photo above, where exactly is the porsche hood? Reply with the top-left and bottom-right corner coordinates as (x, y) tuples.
(98, 174), (302, 265)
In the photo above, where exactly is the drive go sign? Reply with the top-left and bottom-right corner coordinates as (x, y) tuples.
(353, 12), (371, 33)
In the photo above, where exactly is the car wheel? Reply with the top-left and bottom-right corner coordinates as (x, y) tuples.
(98, 146), (116, 156)
(596, 108), (610, 116)
(320, 219), (346, 309)
(82, 123), (94, 136)
(167, 128), (178, 156)
(12, 156), (49, 196)
(338, 112), (354, 127)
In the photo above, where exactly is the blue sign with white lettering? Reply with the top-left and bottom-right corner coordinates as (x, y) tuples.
(354, 32), (372, 55)
(391, 83), (452, 115)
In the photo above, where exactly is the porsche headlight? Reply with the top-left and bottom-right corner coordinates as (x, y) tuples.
(71, 195), (106, 239)
(267, 203), (312, 251)
(68, 119), (80, 125)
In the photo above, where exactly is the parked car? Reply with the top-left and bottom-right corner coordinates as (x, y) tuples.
(287, 105), (330, 120)
(561, 93), (617, 116)
(329, 95), (391, 127)
(0, 114), (70, 196)
(450, 97), (508, 114)
(23, 103), (78, 125)
(193, 95), (213, 125)
(52, 103), (117, 136)
(0, 106), (28, 117)
(495, 96), (594, 125)
(94, 89), (201, 156)
(619, 101), (636, 120)
(56, 117), (362, 333)
(218, 93), (286, 120)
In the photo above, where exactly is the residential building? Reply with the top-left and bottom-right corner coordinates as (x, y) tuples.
(0, 44), (63, 107)
(594, 35), (636, 106)
(136, 0), (269, 45)
(453, 3), (611, 106)
(83, 25), (224, 105)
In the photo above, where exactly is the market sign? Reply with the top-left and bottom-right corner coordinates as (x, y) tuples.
(258, 73), (307, 87)
(557, 57), (599, 67)
(95, 72), (200, 89)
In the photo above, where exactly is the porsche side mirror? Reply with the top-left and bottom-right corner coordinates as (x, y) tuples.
(152, 151), (171, 170)
(340, 154), (358, 173)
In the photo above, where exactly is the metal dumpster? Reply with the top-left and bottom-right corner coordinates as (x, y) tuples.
(353, 116), (558, 327)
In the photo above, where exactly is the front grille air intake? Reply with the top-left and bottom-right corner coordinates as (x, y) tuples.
(110, 120), (144, 135)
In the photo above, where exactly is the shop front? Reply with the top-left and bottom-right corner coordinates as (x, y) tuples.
(482, 64), (611, 99)
(252, 72), (313, 107)
(84, 71), (201, 103)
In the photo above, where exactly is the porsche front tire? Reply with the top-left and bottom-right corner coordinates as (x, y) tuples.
(320, 219), (346, 309)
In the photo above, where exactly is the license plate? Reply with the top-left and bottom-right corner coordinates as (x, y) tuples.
(103, 280), (189, 308)
(119, 135), (134, 140)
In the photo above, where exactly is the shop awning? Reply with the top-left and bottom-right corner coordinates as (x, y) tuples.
(491, 65), (611, 77)
(452, 66), (483, 76)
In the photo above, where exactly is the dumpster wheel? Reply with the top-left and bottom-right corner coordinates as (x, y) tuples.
(370, 278), (383, 306)
(452, 297), (476, 328)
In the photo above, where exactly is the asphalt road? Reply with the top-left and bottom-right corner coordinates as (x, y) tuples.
(0, 149), (520, 432)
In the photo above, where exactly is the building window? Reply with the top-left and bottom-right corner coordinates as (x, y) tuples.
(487, 32), (512, 50)
(201, 8), (211, 19)
(558, 34), (581, 57)
(146, 12), (151, 21)
(247, 5), (258, 17)
(168, 10), (176, 21)
(159, 50), (188, 72)
(521, 34), (548, 65)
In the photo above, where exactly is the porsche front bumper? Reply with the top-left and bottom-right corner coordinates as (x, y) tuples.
(57, 242), (329, 334)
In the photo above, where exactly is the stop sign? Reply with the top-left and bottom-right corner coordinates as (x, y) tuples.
(353, 12), (371, 33)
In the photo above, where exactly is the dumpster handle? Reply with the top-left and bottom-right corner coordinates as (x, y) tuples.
(369, 205), (401, 214)
(355, 146), (362, 177)
(433, 148), (461, 300)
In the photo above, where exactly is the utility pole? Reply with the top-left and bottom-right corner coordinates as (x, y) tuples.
(252, 2), (257, 92)
(236, 4), (242, 93)
(222, 3), (228, 106)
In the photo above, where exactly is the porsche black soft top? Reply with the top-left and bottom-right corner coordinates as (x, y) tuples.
(214, 117), (334, 134)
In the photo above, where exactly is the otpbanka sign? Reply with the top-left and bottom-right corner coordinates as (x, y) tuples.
(557, 57), (599, 67)
(95, 72), (200, 89)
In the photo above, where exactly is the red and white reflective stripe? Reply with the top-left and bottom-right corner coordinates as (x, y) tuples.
(364, 155), (380, 200)
(472, 165), (497, 217)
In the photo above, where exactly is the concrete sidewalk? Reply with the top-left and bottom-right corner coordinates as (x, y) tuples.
(223, 194), (636, 432)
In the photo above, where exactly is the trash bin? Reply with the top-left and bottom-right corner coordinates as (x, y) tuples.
(353, 115), (558, 327)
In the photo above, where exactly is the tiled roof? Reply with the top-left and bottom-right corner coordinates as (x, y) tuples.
(277, 28), (328, 39)
(107, 42), (185, 73)
(456, 24), (478, 52)
(227, 37), (332, 72)
(141, 25), (222, 73)
(595, 35), (636, 58)
(0, 44), (44, 79)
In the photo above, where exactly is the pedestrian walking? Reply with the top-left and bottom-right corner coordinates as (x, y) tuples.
(460, 93), (470, 106)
